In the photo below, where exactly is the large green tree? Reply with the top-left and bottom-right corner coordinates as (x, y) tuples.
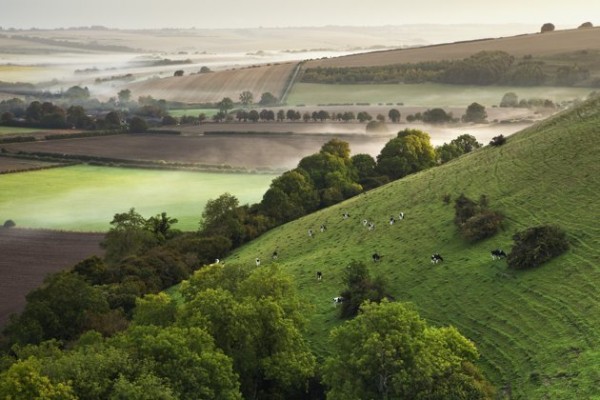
(376, 129), (436, 180)
(322, 301), (494, 400)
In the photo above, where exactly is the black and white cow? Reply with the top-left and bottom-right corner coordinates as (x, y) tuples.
(372, 253), (383, 262)
(316, 271), (322, 280)
(272, 251), (278, 260)
(308, 229), (314, 238)
(491, 249), (507, 260)
(320, 224), (327, 232)
(398, 212), (405, 220)
(333, 296), (345, 303)
(362, 219), (369, 226)
(342, 212), (350, 219)
(431, 253), (444, 264)
(389, 216), (395, 225)
(256, 257), (261, 267)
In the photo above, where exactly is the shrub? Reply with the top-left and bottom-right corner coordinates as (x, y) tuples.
(338, 261), (389, 318)
(129, 117), (148, 133)
(507, 225), (569, 270)
(442, 194), (452, 205)
(540, 23), (555, 33)
(490, 135), (506, 146)
(3, 219), (16, 228)
(365, 120), (388, 133)
(461, 210), (504, 241)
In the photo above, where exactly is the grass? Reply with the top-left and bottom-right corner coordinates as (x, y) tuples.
(286, 82), (593, 107)
(168, 108), (219, 118)
(0, 126), (45, 136)
(0, 165), (278, 232)
(219, 98), (600, 398)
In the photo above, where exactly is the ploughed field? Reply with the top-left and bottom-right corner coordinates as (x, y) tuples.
(1, 131), (392, 170)
(0, 156), (66, 173)
(0, 228), (104, 328)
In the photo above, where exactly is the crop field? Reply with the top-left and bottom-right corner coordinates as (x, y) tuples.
(0, 132), (392, 170)
(0, 228), (105, 328)
(0, 156), (66, 173)
(128, 62), (298, 103)
(286, 82), (593, 107)
(306, 27), (600, 68)
(223, 99), (600, 398)
(0, 165), (278, 231)
(0, 126), (45, 136)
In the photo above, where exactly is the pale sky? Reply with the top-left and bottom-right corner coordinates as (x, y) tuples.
(0, 0), (597, 30)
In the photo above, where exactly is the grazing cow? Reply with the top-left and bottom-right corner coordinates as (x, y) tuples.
(256, 257), (261, 267)
(399, 212), (405, 220)
(316, 271), (322, 280)
(362, 219), (369, 226)
(372, 253), (383, 262)
(431, 253), (444, 264)
(389, 216), (395, 225)
(320, 224), (327, 232)
(333, 296), (345, 303)
(342, 212), (350, 219)
(491, 249), (507, 260)
(308, 229), (314, 238)
(272, 251), (278, 260)
(214, 258), (220, 264)
(368, 222), (375, 231)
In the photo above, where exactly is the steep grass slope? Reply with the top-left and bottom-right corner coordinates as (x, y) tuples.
(227, 98), (600, 398)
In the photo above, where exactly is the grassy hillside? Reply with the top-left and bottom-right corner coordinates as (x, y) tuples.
(226, 98), (600, 398)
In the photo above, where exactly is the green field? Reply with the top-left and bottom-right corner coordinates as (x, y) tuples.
(223, 99), (600, 398)
(0, 166), (278, 232)
(0, 126), (44, 136)
(286, 82), (594, 107)
(168, 108), (219, 118)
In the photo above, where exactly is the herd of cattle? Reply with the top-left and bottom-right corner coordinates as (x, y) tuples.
(242, 210), (508, 305)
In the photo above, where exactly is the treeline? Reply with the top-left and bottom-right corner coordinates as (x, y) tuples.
(302, 51), (591, 86)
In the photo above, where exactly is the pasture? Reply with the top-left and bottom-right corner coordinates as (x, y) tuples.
(0, 165), (278, 231)
(0, 126), (45, 136)
(286, 82), (593, 107)
(168, 108), (219, 118)
(223, 99), (600, 398)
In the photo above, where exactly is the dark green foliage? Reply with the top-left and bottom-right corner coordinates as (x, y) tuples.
(437, 134), (482, 164)
(500, 92), (519, 107)
(388, 108), (401, 122)
(507, 225), (569, 270)
(441, 51), (514, 85)
(578, 22), (593, 29)
(129, 116), (148, 133)
(555, 65), (590, 86)
(454, 194), (503, 241)
(168, 234), (232, 266)
(2, 220), (15, 228)
(259, 92), (279, 106)
(101, 208), (159, 264)
(422, 107), (454, 123)
(462, 102), (487, 123)
(161, 115), (178, 126)
(376, 129), (436, 180)
(505, 62), (547, 86)
(72, 256), (110, 285)
(541, 23), (555, 33)
(365, 120), (388, 133)
(338, 261), (390, 318)
(490, 135), (506, 146)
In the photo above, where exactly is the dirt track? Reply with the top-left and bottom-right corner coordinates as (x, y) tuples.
(0, 228), (104, 328)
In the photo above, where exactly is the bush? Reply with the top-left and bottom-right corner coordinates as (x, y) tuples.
(507, 225), (569, 270)
(129, 117), (148, 133)
(338, 261), (389, 318)
(3, 219), (16, 228)
(461, 210), (504, 241)
(490, 135), (506, 146)
(540, 23), (555, 33)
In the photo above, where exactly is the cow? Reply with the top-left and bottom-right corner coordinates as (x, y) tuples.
(368, 222), (375, 231)
(316, 271), (322, 280)
(342, 212), (350, 219)
(272, 251), (278, 260)
(491, 249), (507, 260)
(431, 253), (444, 264)
(372, 253), (383, 262)
(308, 229), (314, 238)
(389, 216), (395, 225)
(399, 212), (405, 220)
(214, 258), (220, 264)
(320, 224), (327, 232)
(333, 296), (345, 303)
(256, 257), (261, 267)
(362, 219), (369, 226)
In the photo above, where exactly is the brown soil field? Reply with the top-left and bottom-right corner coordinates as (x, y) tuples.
(0, 131), (391, 170)
(127, 62), (298, 103)
(0, 228), (104, 328)
(0, 156), (65, 173)
(306, 27), (600, 68)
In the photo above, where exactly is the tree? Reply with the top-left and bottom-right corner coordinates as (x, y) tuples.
(376, 129), (436, 180)
(161, 115), (177, 126)
(321, 138), (351, 159)
(541, 23), (555, 33)
(104, 111), (122, 129)
(66, 106), (93, 129)
(146, 211), (179, 241)
(356, 111), (372, 123)
(200, 193), (244, 244)
(462, 102), (487, 123)
(500, 92), (519, 107)
(338, 261), (389, 318)
(422, 108), (454, 124)
(388, 108), (401, 123)
(118, 89), (131, 103)
(129, 116), (148, 133)
(239, 91), (253, 107)
(452, 134), (482, 153)
(3, 219), (16, 228)
(322, 300), (494, 400)
(258, 92), (278, 106)
(101, 208), (157, 264)
(578, 22), (593, 29)
(0, 357), (76, 400)
(366, 120), (388, 133)
(247, 109), (259, 122)
(199, 66), (212, 73)
(276, 109), (285, 121)
(64, 86), (90, 100)
(217, 97), (234, 113)
(173, 70), (184, 77)
(507, 225), (569, 270)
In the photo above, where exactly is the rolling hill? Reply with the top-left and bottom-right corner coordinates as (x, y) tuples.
(224, 97), (600, 398)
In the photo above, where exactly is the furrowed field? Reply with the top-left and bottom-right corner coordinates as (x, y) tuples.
(0, 165), (278, 231)
(286, 82), (593, 107)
